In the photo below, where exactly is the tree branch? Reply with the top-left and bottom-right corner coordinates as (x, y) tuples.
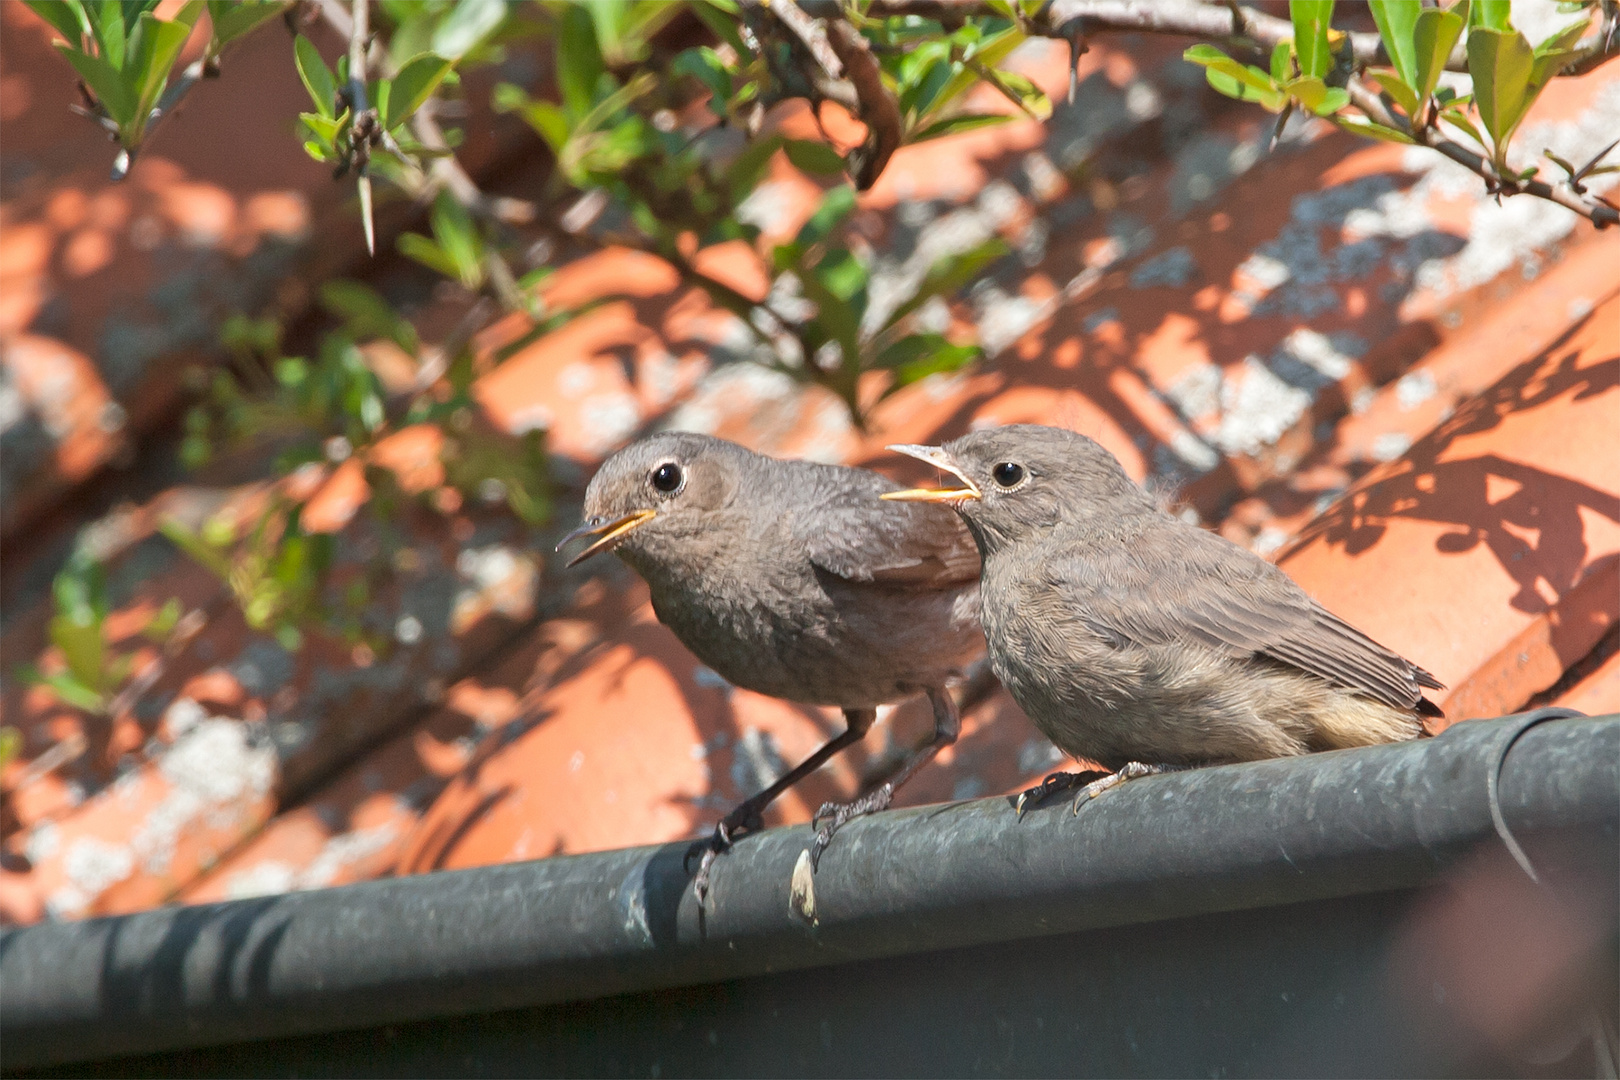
(766, 0), (845, 78)
(1345, 78), (1618, 229)
(864, 0), (1620, 75)
(824, 18), (902, 189)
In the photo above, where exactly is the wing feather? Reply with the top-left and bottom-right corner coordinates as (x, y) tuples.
(793, 462), (981, 589)
(1047, 520), (1440, 711)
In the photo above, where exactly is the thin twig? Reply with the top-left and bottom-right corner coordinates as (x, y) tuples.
(766, 0), (846, 78)
(864, 0), (1620, 75)
(347, 0), (375, 255)
(824, 17), (902, 189)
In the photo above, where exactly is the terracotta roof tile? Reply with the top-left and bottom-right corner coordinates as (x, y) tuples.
(5, 23), (1617, 923)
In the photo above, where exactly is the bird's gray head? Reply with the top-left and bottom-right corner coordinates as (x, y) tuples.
(558, 431), (747, 568)
(883, 424), (1156, 554)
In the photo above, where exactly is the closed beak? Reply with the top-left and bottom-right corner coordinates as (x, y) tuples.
(556, 509), (657, 566)
(880, 444), (981, 503)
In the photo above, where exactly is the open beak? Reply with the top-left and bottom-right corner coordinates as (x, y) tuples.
(880, 444), (981, 504)
(556, 509), (657, 567)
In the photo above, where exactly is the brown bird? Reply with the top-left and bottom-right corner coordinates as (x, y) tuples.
(884, 424), (1443, 812)
(559, 432), (982, 896)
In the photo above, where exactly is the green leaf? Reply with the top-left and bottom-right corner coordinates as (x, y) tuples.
(91, 0), (127, 69)
(398, 234), (464, 282)
(58, 44), (136, 124)
(1184, 43), (1234, 66)
(1369, 0), (1420, 87)
(672, 45), (732, 103)
(299, 110), (342, 143)
(1468, 26), (1535, 154)
(689, 0), (746, 55)
(129, 8), (197, 125)
(910, 112), (1015, 143)
(887, 237), (1010, 328)
(878, 334), (982, 390)
(556, 3), (605, 118)
(1535, 17), (1591, 55)
(429, 191), (483, 286)
(981, 67), (1051, 120)
(0, 726), (22, 772)
(1270, 40), (1293, 83)
(496, 84), (570, 151)
(1185, 45), (1287, 109)
(320, 279), (417, 350)
(371, 77), (391, 131)
(1336, 115), (1416, 143)
(431, 0), (505, 60)
(143, 598), (182, 641)
(816, 247), (869, 302)
(784, 139), (846, 176)
(38, 670), (107, 712)
(1368, 70), (1420, 117)
(50, 614), (105, 692)
(572, 70), (655, 138)
(933, 25), (1024, 118)
(160, 516), (231, 576)
(795, 185), (857, 249)
(1204, 66), (1287, 111)
(1471, 0), (1511, 30)
(24, 1), (91, 46)
(1413, 2), (1467, 103)
(385, 52), (452, 130)
(1314, 86), (1350, 115)
(208, 0), (285, 47)
(1440, 103), (1486, 150)
(294, 34), (337, 118)
(1290, 0), (1335, 79)
(725, 133), (783, 203)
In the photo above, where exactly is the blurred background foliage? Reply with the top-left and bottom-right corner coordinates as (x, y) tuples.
(12, 0), (1618, 750)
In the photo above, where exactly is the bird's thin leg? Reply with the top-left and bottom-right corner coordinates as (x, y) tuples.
(690, 707), (875, 901)
(1070, 761), (1189, 814)
(810, 686), (960, 869)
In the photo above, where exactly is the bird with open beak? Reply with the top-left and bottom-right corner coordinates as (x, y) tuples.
(559, 432), (983, 899)
(884, 424), (1443, 813)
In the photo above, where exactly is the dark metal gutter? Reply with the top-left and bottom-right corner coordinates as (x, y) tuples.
(2, 713), (1616, 1074)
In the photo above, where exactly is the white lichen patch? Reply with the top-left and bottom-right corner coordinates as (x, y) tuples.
(62, 836), (135, 897)
(452, 544), (539, 630)
(1395, 369), (1439, 411)
(126, 718), (279, 879)
(1214, 357), (1313, 457)
(1165, 363), (1222, 423)
(578, 393), (641, 455)
(732, 727), (787, 795)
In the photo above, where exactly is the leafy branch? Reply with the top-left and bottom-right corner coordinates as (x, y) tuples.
(1183, 0), (1618, 228)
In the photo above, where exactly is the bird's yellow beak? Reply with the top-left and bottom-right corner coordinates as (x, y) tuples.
(880, 444), (981, 503)
(556, 509), (657, 567)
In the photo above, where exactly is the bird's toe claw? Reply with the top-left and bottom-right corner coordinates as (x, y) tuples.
(809, 784), (894, 870)
(1015, 770), (1095, 819)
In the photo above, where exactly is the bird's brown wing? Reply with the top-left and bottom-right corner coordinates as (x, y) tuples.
(799, 466), (980, 589)
(1047, 520), (1441, 712)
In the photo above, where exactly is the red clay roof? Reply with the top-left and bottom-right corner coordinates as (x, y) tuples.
(2, 11), (1616, 923)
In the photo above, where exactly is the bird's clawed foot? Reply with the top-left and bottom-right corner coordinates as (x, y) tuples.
(1015, 769), (1104, 818)
(688, 802), (765, 902)
(809, 783), (895, 870)
(1070, 761), (1177, 814)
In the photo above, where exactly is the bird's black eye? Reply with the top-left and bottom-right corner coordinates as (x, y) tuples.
(651, 462), (683, 493)
(991, 462), (1025, 488)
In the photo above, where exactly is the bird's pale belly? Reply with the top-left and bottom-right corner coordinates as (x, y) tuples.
(649, 580), (978, 709)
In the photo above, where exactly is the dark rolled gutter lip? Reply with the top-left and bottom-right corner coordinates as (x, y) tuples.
(2, 713), (1615, 1070)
